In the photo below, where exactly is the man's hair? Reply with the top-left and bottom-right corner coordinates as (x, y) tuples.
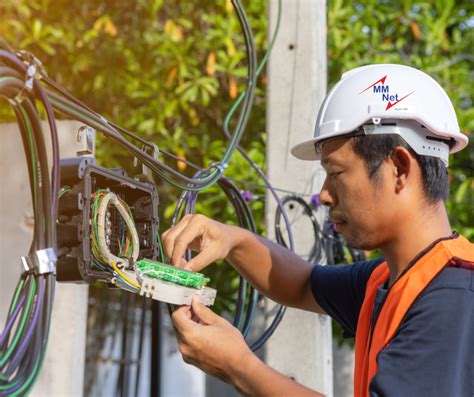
(350, 134), (449, 203)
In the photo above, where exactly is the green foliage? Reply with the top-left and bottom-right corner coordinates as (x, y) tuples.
(0, 0), (269, 313)
(0, 0), (268, 220)
(328, 0), (474, 238)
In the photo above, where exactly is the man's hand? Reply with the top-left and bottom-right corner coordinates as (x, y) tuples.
(162, 214), (244, 272)
(171, 296), (253, 383)
(172, 297), (325, 396)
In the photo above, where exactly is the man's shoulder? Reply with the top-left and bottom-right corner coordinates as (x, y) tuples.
(373, 264), (473, 396)
(424, 264), (474, 294)
(311, 257), (385, 291)
(405, 265), (473, 324)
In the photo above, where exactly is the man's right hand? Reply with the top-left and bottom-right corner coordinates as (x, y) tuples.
(162, 214), (324, 314)
(161, 214), (243, 272)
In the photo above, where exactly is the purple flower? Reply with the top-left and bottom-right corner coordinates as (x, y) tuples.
(311, 194), (321, 207)
(242, 190), (253, 201)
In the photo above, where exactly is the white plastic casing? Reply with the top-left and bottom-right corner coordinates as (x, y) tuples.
(115, 270), (217, 306)
(139, 278), (216, 306)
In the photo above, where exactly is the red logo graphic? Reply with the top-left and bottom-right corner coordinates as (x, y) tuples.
(359, 74), (415, 111)
(359, 75), (387, 94)
(385, 91), (414, 110)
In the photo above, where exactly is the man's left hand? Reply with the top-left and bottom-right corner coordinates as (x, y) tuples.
(171, 296), (253, 383)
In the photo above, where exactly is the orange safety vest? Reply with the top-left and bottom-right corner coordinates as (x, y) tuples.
(354, 235), (474, 397)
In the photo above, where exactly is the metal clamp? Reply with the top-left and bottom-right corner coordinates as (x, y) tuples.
(9, 50), (45, 106)
(213, 162), (228, 175)
(8, 65), (35, 106)
(134, 143), (160, 177)
(20, 256), (33, 274)
(36, 248), (57, 275)
(77, 126), (96, 156)
(99, 115), (109, 125)
(215, 163), (228, 175)
(16, 50), (45, 78)
(20, 248), (57, 276)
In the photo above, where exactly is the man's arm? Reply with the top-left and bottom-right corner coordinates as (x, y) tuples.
(172, 297), (325, 397)
(227, 227), (325, 313)
(162, 214), (325, 314)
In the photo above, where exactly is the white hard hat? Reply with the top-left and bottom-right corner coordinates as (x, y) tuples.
(291, 64), (468, 165)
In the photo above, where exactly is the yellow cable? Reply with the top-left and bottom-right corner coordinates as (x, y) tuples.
(111, 262), (140, 289)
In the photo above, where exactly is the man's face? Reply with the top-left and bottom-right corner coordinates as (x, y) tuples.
(319, 138), (398, 250)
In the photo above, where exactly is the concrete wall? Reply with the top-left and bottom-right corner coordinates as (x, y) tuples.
(333, 341), (355, 397)
(264, 1), (333, 396)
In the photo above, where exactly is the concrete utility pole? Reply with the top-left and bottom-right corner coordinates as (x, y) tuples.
(0, 121), (90, 396)
(265, 1), (333, 396)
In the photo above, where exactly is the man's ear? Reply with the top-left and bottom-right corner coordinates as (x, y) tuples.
(390, 147), (414, 194)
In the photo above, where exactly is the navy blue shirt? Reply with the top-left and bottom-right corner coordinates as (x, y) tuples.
(311, 258), (473, 396)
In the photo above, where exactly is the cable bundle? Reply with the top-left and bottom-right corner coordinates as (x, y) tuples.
(89, 189), (141, 292)
(274, 194), (366, 266)
(91, 190), (139, 265)
(0, 43), (59, 396)
(322, 219), (366, 265)
(275, 195), (324, 264)
(10, 0), (255, 192)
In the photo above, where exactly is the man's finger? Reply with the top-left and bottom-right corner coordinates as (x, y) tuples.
(171, 220), (206, 267)
(162, 214), (192, 243)
(186, 245), (221, 272)
(191, 296), (220, 325)
(171, 305), (195, 334)
(161, 216), (193, 261)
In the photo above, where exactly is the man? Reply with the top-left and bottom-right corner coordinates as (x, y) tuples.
(162, 64), (473, 396)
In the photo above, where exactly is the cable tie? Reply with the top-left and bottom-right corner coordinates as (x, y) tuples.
(135, 143), (160, 174)
(8, 75), (34, 107)
(214, 162), (228, 174)
(16, 50), (45, 79)
(99, 115), (109, 125)
(7, 62), (37, 106)
(19, 249), (57, 276)
(34, 248), (57, 275)
(20, 256), (33, 275)
(151, 143), (160, 159)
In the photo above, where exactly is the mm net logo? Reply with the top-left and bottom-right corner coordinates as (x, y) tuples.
(359, 75), (414, 111)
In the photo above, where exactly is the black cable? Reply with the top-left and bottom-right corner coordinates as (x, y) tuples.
(150, 301), (161, 397)
(217, 178), (258, 337)
(275, 195), (324, 264)
(22, 0), (257, 191)
(233, 275), (248, 330)
(249, 304), (286, 352)
(0, 51), (59, 245)
(134, 297), (147, 397)
(0, 61), (56, 395)
(322, 218), (366, 265)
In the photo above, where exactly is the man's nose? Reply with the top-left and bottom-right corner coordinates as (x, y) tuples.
(319, 178), (334, 207)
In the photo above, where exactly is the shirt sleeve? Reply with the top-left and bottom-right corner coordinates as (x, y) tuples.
(369, 267), (474, 397)
(310, 258), (384, 338)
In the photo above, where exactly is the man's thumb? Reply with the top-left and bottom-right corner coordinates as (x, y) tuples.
(191, 296), (219, 325)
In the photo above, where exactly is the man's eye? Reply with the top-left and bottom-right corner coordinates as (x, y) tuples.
(329, 171), (342, 177)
